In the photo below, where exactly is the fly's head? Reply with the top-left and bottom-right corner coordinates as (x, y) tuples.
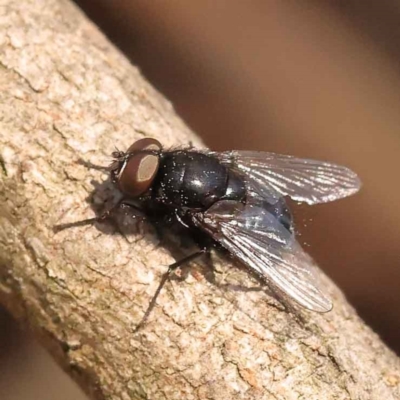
(109, 138), (162, 198)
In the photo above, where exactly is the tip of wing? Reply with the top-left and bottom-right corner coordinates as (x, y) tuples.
(301, 169), (362, 205)
(302, 294), (333, 313)
(344, 167), (362, 191)
(334, 166), (362, 198)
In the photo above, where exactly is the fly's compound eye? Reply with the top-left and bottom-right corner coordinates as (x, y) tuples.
(118, 138), (162, 197)
(127, 137), (162, 154)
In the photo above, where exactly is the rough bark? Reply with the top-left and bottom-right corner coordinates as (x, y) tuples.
(0, 1), (399, 399)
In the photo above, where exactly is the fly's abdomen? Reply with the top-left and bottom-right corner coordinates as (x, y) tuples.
(262, 197), (293, 233)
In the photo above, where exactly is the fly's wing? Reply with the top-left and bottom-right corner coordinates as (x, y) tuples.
(214, 151), (361, 205)
(193, 200), (332, 312)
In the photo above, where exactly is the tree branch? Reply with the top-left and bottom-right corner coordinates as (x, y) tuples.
(0, 1), (399, 399)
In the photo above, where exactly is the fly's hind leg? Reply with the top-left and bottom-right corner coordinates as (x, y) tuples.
(134, 248), (209, 332)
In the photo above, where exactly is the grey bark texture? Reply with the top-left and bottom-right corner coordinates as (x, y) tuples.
(0, 1), (399, 399)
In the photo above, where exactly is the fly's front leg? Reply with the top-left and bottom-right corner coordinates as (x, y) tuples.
(53, 198), (145, 233)
(77, 158), (110, 172)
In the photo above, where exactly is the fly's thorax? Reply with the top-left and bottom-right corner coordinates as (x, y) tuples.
(223, 170), (246, 202)
(153, 151), (229, 208)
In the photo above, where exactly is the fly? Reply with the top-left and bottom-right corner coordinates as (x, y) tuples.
(54, 138), (361, 327)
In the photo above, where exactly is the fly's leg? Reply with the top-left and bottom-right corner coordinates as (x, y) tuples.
(77, 158), (110, 172)
(134, 248), (209, 332)
(195, 250), (218, 285)
(53, 199), (145, 233)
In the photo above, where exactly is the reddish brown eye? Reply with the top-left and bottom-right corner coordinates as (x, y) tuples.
(127, 138), (162, 153)
(117, 138), (161, 197)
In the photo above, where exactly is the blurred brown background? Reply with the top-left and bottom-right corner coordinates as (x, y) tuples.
(2, 1), (400, 399)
